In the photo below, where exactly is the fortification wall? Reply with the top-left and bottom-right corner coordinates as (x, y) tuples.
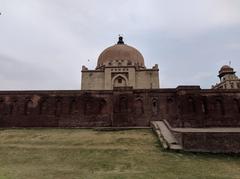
(0, 86), (239, 128)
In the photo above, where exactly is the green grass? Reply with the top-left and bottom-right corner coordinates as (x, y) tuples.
(0, 128), (239, 179)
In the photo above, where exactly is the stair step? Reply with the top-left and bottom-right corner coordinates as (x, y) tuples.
(151, 121), (183, 150)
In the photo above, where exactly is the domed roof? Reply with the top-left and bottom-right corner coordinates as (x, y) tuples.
(218, 65), (235, 78)
(220, 65), (233, 71)
(97, 37), (145, 68)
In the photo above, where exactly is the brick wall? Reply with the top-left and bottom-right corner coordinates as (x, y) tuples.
(182, 132), (240, 153)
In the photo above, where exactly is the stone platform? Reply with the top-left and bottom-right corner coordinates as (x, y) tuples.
(151, 120), (240, 153)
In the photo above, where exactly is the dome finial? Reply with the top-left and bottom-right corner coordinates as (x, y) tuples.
(117, 35), (124, 44)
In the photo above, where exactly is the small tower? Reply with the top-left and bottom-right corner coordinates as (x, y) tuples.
(212, 65), (240, 89)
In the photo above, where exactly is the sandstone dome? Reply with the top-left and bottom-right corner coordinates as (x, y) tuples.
(97, 37), (145, 69)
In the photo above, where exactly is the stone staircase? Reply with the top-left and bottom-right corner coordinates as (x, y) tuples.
(151, 121), (182, 150)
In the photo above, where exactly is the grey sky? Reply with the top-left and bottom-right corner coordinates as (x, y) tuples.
(0, 0), (240, 90)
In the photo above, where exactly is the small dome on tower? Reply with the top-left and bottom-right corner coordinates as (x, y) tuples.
(218, 65), (235, 78)
(220, 65), (232, 71)
(97, 36), (145, 69)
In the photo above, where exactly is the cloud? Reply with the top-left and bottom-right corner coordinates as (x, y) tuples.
(0, 54), (60, 90)
(0, 0), (240, 89)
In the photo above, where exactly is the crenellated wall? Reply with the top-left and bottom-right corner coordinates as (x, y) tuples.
(0, 86), (239, 128)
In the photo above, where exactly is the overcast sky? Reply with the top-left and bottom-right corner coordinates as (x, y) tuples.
(0, 0), (240, 90)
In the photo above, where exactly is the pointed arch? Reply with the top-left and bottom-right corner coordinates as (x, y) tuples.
(134, 98), (144, 115)
(201, 98), (208, 114)
(119, 96), (128, 113)
(55, 98), (62, 117)
(0, 98), (4, 115)
(69, 98), (78, 114)
(99, 98), (107, 114)
(112, 74), (128, 88)
(233, 99), (240, 113)
(215, 99), (225, 115)
(188, 97), (196, 113)
(166, 97), (173, 114)
(9, 98), (18, 115)
(24, 99), (34, 115)
(152, 98), (159, 115)
(39, 98), (49, 115)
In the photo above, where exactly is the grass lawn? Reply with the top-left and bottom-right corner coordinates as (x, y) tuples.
(0, 128), (239, 179)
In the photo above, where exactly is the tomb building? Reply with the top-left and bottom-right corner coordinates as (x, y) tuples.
(81, 36), (159, 90)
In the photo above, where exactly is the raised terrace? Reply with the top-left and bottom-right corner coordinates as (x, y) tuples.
(0, 86), (240, 153)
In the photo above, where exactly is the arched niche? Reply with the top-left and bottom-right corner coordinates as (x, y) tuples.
(233, 99), (240, 113)
(201, 98), (208, 114)
(39, 98), (49, 115)
(9, 98), (18, 115)
(188, 97), (196, 113)
(55, 98), (62, 117)
(215, 99), (225, 115)
(152, 98), (159, 115)
(166, 97), (174, 114)
(134, 98), (144, 115)
(83, 99), (92, 115)
(24, 99), (34, 115)
(119, 96), (128, 113)
(69, 98), (78, 114)
(112, 74), (128, 88)
(99, 98), (107, 114)
(0, 98), (4, 115)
